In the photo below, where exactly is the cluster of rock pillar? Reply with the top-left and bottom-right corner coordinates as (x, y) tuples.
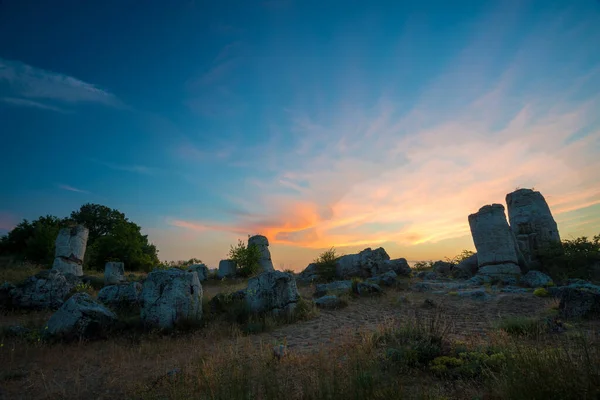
(51, 225), (89, 276)
(468, 188), (561, 278)
(218, 234), (274, 278)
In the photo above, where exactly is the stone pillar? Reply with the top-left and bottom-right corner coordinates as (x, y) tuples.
(104, 262), (126, 285)
(248, 235), (274, 273)
(52, 225), (89, 276)
(217, 259), (236, 279)
(506, 188), (561, 267)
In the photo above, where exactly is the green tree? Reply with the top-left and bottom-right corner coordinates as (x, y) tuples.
(70, 203), (127, 243)
(228, 237), (261, 277)
(313, 247), (340, 282)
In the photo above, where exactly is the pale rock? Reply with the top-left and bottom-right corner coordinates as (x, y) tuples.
(366, 270), (397, 286)
(52, 257), (83, 277)
(140, 269), (203, 330)
(52, 225), (88, 277)
(248, 235), (275, 273)
(104, 262), (126, 285)
(521, 270), (554, 288)
(245, 271), (299, 315)
(453, 254), (479, 278)
(97, 282), (142, 309)
(314, 295), (344, 309)
(335, 247), (390, 278)
(217, 260), (236, 279)
(314, 280), (353, 297)
(10, 270), (74, 309)
(187, 264), (209, 281)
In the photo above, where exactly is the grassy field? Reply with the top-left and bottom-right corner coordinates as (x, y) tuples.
(0, 261), (599, 399)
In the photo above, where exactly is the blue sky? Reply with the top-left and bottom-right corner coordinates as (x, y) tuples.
(1, 0), (600, 270)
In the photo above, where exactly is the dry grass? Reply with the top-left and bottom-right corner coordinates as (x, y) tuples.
(0, 257), (45, 285)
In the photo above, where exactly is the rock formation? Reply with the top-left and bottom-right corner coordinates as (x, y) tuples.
(46, 293), (117, 340)
(468, 204), (522, 283)
(217, 259), (236, 279)
(335, 247), (391, 278)
(506, 188), (561, 267)
(248, 235), (275, 273)
(187, 263), (209, 281)
(97, 282), (143, 310)
(140, 269), (203, 330)
(10, 270), (75, 309)
(104, 262), (126, 285)
(52, 225), (89, 276)
(244, 271), (299, 315)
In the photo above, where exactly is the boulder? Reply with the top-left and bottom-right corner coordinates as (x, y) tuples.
(187, 264), (209, 281)
(140, 269), (203, 330)
(453, 254), (479, 278)
(506, 189), (561, 267)
(314, 295), (343, 309)
(52, 225), (89, 277)
(10, 270), (74, 309)
(217, 259), (236, 279)
(354, 282), (383, 296)
(46, 293), (117, 340)
(208, 290), (247, 313)
(378, 258), (411, 276)
(248, 235), (275, 273)
(97, 282), (142, 310)
(457, 289), (491, 300)
(297, 263), (319, 284)
(335, 247), (390, 278)
(468, 204), (522, 267)
(520, 270), (554, 288)
(245, 271), (299, 315)
(416, 271), (438, 280)
(432, 261), (454, 276)
(314, 280), (353, 297)
(476, 263), (522, 285)
(559, 287), (600, 319)
(104, 262), (126, 285)
(366, 270), (397, 286)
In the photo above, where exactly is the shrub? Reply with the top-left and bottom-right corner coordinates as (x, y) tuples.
(536, 234), (600, 282)
(313, 247), (339, 282)
(228, 237), (261, 278)
(496, 316), (544, 337)
(533, 287), (549, 297)
(412, 261), (434, 271)
(445, 249), (475, 265)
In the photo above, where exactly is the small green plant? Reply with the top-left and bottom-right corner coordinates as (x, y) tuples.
(228, 237), (261, 277)
(413, 261), (434, 271)
(533, 287), (549, 297)
(351, 277), (363, 294)
(496, 316), (543, 337)
(73, 282), (94, 295)
(313, 247), (339, 282)
(444, 249), (475, 265)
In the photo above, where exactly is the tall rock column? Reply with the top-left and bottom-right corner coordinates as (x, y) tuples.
(506, 188), (561, 267)
(248, 235), (274, 273)
(52, 225), (89, 276)
(468, 204), (522, 283)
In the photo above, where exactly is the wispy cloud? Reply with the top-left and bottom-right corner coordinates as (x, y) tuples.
(1, 97), (71, 113)
(91, 159), (160, 176)
(171, 6), (600, 257)
(0, 58), (122, 109)
(58, 184), (90, 194)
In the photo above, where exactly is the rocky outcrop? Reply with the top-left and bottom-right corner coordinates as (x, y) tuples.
(314, 280), (353, 297)
(244, 271), (299, 315)
(468, 204), (522, 283)
(297, 263), (319, 284)
(335, 247), (390, 278)
(354, 282), (383, 296)
(187, 264), (209, 281)
(366, 270), (398, 286)
(520, 270), (554, 288)
(52, 225), (89, 277)
(46, 293), (117, 340)
(453, 254), (479, 278)
(248, 235), (275, 273)
(559, 286), (600, 318)
(104, 262), (126, 285)
(378, 258), (412, 276)
(432, 261), (454, 276)
(506, 188), (561, 268)
(97, 282), (142, 310)
(217, 260), (236, 279)
(314, 295), (344, 309)
(10, 270), (74, 309)
(140, 269), (203, 330)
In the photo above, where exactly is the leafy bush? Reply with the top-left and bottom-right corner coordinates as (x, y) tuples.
(313, 247), (339, 282)
(536, 234), (600, 282)
(228, 238), (261, 277)
(533, 287), (549, 297)
(445, 249), (475, 264)
(412, 261), (434, 271)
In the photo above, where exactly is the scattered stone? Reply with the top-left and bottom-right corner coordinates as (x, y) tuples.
(245, 271), (299, 315)
(248, 235), (275, 273)
(354, 282), (383, 296)
(366, 270), (397, 286)
(314, 280), (353, 297)
(104, 262), (126, 285)
(51, 225), (89, 277)
(521, 270), (554, 288)
(10, 270), (74, 309)
(335, 247), (390, 278)
(97, 282), (142, 310)
(46, 293), (117, 340)
(140, 269), (203, 330)
(217, 259), (236, 279)
(432, 261), (454, 276)
(559, 287), (600, 319)
(314, 295), (344, 309)
(457, 289), (491, 300)
(187, 264), (209, 281)
(506, 188), (561, 268)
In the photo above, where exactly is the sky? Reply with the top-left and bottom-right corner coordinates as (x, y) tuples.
(1, 0), (600, 271)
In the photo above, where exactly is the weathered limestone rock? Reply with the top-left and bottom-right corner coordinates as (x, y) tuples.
(314, 295), (344, 309)
(520, 270), (554, 288)
(314, 280), (353, 297)
(378, 258), (411, 276)
(245, 271), (299, 315)
(468, 204), (521, 267)
(506, 188), (562, 267)
(52, 225), (88, 277)
(453, 254), (479, 278)
(335, 247), (391, 278)
(104, 262), (126, 285)
(355, 281), (383, 295)
(248, 235), (275, 273)
(432, 261), (454, 276)
(46, 293), (117, 340)
(187, 264), (209, 281)
(297, 263), (319, 284)
(97, 282), (142, 310)
(477, 263), (522, 285)
(559, 287), (600, 318)
(140, 269), (203, 330)
(217, 259), (236, 279)
(10, 270), (74, 309)
(366, 270), (398, 286)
